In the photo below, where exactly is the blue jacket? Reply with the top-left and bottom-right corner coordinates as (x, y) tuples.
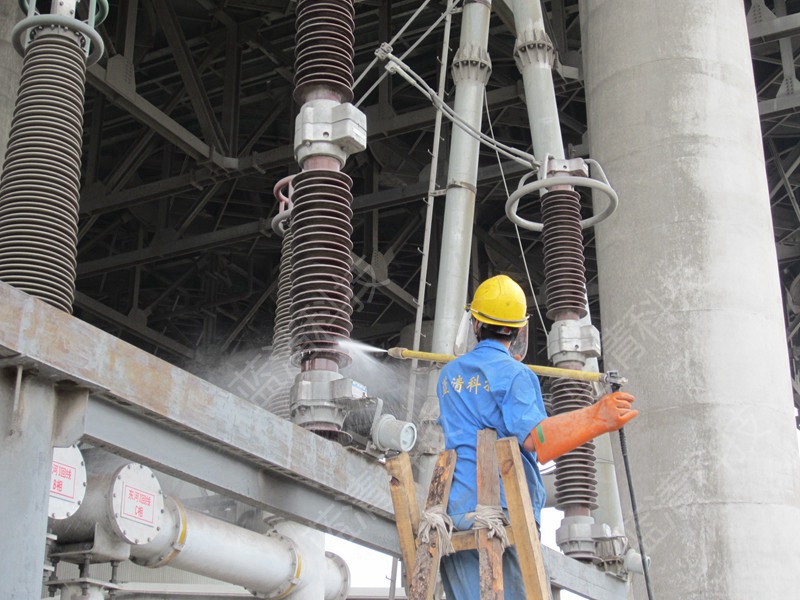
(437, 339), (547, 523)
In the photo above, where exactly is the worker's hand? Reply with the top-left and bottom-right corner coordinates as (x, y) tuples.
(592, 391), (637, 431)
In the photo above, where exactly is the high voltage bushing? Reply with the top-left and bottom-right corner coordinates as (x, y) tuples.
(0, 0), (107, 313)
(293, 0), (356, 103)
(289, 170), (355, 368)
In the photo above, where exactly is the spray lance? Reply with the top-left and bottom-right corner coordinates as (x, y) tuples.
(387, 346), (655, 599)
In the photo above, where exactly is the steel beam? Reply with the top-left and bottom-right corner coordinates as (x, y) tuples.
(218, 283), (278, 353)
(351, 253), (418, 313)
(0, 281), (394, 529)
(82, 397), (400, 554)
(760, 92), (800, 117)
(749, 11), (800, 44)
(77, 220), (275, 278)
(0, 372), (57, 599)
(87, 62), (215, 162)
(81, 84), (524, 217)
(151, 0), (227, 151)
(74, 292), (196, 359)
(0, 282), (628, 600)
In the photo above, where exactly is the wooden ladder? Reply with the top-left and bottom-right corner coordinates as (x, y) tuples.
(386, 429), (550, 600)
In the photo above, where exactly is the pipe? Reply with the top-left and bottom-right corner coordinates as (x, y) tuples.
(415, 0), (494, 484)
(510, 0), (565, 161)
(404, 0), (457, 423)
(388, 347), (624, 385)
(131, 499), (330, 598)
(428, 0), (493, 359)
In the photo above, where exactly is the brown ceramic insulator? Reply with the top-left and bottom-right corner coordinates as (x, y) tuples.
(289, 170), (354, 368)
(550, 378), (598, 512)
(541, 188), (588, 319)
(294, 0), (356, 103)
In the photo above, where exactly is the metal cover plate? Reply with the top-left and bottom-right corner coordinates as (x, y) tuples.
(48, 446), (87, 520)
(108, 463), (165, 545)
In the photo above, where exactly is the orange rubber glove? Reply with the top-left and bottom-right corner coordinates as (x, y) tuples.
(524, 391), (637, 463)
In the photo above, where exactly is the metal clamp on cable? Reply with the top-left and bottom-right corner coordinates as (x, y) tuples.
(505, 156), (620, 233)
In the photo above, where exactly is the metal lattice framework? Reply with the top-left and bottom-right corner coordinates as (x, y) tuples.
(70, 0), (800, 411)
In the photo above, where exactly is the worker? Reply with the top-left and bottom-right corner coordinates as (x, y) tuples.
(437, 274), (637, 599)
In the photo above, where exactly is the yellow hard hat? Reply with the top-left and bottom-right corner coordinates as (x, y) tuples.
(469, 275), (528, 328)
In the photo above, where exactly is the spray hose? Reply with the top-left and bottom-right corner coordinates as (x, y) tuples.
(387, 347), (627, 386)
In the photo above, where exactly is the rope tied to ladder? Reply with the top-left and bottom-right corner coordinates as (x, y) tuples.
(467, 504), (511, 548)
(418, 504), (455, 555)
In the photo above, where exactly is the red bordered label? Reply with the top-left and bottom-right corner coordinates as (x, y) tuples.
(50, 461), (76, 500)
(122, 484), (156, 525)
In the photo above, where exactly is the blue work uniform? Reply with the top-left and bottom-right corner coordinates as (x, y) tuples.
(436, 339), (548, 599)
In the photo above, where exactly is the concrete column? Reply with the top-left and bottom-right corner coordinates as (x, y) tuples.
(581, 1), (800, 598)
(0, 371), (56, 598)
(0, 0), (22, 165)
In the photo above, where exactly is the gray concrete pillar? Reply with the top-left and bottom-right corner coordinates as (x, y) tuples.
(580, 1), (800, 598)
(0, 371), (57, 598)
(0, 0), (22, 165)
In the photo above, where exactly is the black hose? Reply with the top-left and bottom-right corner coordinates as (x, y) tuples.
(618, 426), (656, 600)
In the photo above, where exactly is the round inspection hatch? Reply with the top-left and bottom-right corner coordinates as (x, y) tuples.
(107, 463), (165, 545)
(49, 446), (87, 520)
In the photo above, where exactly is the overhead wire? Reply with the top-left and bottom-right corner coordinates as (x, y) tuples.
(381, 52), (538, 168)
(353, 0), (433, 91)
(356, 1), (462, 108)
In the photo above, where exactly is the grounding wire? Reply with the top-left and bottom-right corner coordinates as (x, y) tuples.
(382, 53), (538, 168)
(356, 1), (462, 108)
(482, 90), (549, 339)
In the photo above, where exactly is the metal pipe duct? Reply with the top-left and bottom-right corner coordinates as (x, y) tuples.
(132, 499), (305, 597)
(416, 0), (495, 482)
(0, 0), (104, 313)
(134, 505), (349, 599)
(50, 451), (348, 598)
